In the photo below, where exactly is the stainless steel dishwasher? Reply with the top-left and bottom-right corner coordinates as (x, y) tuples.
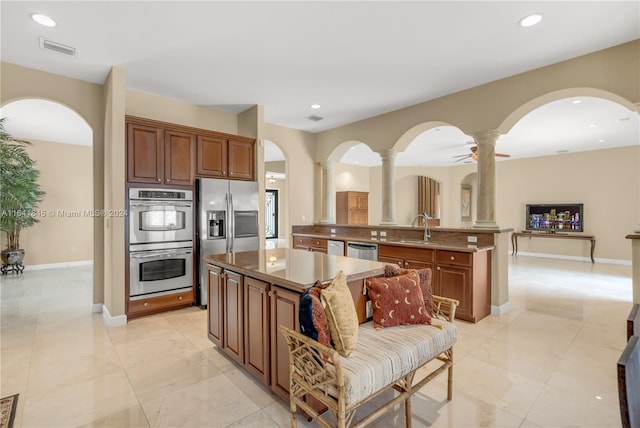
(346, 242), (378, 260)
(327, 240), (345, 256)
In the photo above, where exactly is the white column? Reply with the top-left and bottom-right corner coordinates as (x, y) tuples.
(378, 149), (397, 225)
(473, 130), (500, 229)
(319, 160), (335, 224)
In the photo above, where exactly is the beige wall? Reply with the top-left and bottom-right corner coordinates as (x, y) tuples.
(125, 90), (239, 135)
(1, 62), (105, 305)
(264, 124), (316, 230)
(0, 140), (93, 265)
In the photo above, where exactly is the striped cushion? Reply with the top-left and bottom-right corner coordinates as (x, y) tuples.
(336, 320), (457, 406)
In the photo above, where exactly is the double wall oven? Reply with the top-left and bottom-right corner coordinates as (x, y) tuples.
(128, 188), (194, 301)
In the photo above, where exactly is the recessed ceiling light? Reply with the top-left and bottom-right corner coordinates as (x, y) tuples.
(31, 13), (57, 27)
(598, 139), (606, 143)
(556, 150), (569, 154)
(572, 100), (582, 104)
(588, 124), (596, 128)
(518, 13), (542, 28)
(354, 161), (359, 164)
(310, 104), (321, 109)
(620, 117), (631, 122)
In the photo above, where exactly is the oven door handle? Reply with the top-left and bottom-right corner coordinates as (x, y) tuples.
(130, 249), (192, 259)
(130, 201), (192, 208)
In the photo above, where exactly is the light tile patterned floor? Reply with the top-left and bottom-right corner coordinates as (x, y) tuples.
(0, 256), (632, 427)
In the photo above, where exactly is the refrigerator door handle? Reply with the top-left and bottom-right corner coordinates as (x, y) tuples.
(229, 193), (234, 252)
(225, 192), (230, 252)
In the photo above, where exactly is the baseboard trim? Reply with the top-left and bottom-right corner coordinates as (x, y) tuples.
(102, 305), (127, 327)
(91, 303), (103, 314)
(491, 302), (511, 316)
(510, 251), (631, 266)
(27, 260), (93, 271)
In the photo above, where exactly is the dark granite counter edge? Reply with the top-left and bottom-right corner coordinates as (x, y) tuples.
(292, 233), (495, 253)
(203, 254), (387, 294)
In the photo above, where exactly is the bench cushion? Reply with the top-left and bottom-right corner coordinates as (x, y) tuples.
(337, 320), (457, 406)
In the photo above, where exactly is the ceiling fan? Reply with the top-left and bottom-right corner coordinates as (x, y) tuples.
(453, 145), (511, 162)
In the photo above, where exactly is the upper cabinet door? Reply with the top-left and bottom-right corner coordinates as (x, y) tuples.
(164, 130), (195, 186)
(127, 122), (164, 184)
(196, 135), (228, 178)
(228, 139), (255, 181)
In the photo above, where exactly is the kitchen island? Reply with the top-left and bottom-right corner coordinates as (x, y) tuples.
(203, 248), (387, 400)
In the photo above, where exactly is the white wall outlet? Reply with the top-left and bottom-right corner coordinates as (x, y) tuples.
(467, 236), (478, 243)
(380, 231), (387, 237)
(366, 300), (373, 318)
(330, 228), (336, 234)
(371, 230), (378, 236)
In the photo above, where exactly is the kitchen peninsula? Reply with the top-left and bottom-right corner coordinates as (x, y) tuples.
(203, 248), (387, 400)
(292, 224), (499, 323)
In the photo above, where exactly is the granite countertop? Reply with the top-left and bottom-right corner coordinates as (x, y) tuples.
(293, 233), (495, 253)
(203, 248), (387, 293)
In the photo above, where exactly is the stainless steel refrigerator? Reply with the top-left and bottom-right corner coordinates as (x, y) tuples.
(196, 178), (259, 307)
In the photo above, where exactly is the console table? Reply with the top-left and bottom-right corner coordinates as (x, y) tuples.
(511, 232), (596, 263)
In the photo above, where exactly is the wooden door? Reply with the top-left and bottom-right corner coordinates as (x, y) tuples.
(223, 271), (244, 364)
(270, 285), (300, 399)
(196, 135), (227, 178)
(228, 138), (255, 180)
(126, 122), (163, 184)
(437, 264), (472, 321)
(405, 259), (434, 272)
(244, 277), (270, 385)
(207, 265), (224, 347)
(164, 130), (195, 186)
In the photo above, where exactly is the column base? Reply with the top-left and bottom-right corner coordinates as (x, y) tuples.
(473, 220), (499, 229)
(379, 220), (397, 225)
(318, 218), (335, 225)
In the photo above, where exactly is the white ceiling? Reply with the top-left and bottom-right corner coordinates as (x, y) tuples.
(1, 1), (638, 166)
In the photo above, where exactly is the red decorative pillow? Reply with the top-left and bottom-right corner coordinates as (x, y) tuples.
(384, 265), (433, 316)
(366, 270), (432, 329)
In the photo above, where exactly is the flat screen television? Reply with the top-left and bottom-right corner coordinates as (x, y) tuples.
(525, 203), (584, 233)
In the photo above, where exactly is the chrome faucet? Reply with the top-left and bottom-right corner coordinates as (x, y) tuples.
(411, 212), (431, 241)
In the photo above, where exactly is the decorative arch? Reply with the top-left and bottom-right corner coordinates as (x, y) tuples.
(391, 120), (459, 153)
(1, 97), (93, 145)
(327, 140), (371, 163)
(498, 88), (637, 135)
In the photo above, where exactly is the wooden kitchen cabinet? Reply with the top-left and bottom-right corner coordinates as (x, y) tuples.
(378, 245), (435, 271)
(126, 118), (195, 186)
(336, 191), (368, 225)
(378, 245), (490, 323)
(292, 236), (328, 253)
(434, 250), (490, 323)
(269, 285), (300, 399)
(244, 277), (270, 385)
(164, 129), (196, 186)
(223, 270), (244, 365)
(196, 135), (255, 181)
(127, 290), (193, 319)
(207, 264), (224, 347)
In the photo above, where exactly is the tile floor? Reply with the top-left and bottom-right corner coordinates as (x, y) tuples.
(0, 256), (633, 427)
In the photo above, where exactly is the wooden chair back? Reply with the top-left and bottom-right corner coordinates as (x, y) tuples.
(628, 304), (639, 341)
(618, 335), (640, 428)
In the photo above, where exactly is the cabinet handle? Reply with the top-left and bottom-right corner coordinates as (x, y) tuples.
(178, 296), (183, 300)
(223, 172), (226, 175)
(157, 178), (161, 182)
(167, 179), (171, 182)
(248, 285), (265, 294)
(268, 290), (275, 297)
(437, 267), (441, 270)
(404, 262), (409, 267)
(450, 256), (455, 260)
(144, 302), (148, 307)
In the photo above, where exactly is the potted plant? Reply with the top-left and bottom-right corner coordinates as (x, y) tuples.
(0, 117), (45, 270)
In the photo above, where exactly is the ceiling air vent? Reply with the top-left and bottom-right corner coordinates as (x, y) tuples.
(39, 37), (76, 56)
(307, 115), (324, 122)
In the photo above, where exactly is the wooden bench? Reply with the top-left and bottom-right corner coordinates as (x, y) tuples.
(279, 295), (458, 428)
